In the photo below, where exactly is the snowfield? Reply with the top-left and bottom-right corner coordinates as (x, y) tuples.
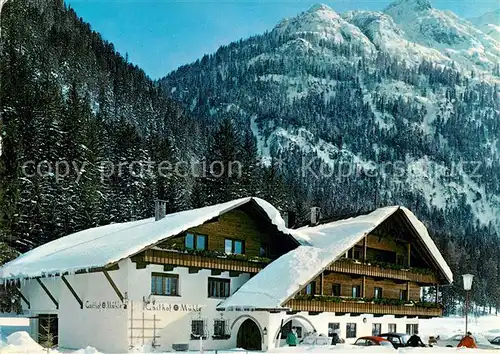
(0, 332), (100, 353)
(0, 316), (499, 353)
(419, 316), (500, 342)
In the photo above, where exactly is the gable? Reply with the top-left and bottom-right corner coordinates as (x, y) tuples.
(157, 203), (298, 259)
(346, 208), (448, 280)
(217, 206), (453, 310)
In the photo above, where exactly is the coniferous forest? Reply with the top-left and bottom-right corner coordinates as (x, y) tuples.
(0, 0), (499, 315)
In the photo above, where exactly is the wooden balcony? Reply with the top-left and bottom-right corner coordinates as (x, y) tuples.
(327, 260), (438, 284)
(286, 299), (442, 317)
(132, 249), (270, 273)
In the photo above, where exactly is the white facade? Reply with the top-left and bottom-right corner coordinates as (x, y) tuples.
(21, 258), (420, 352)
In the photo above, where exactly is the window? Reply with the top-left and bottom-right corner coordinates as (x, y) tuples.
(354, 338), (367, 346)
(151, 273), (179, 296)
(372, 323), (382, 336)
(332, 283), (341, 296)
(389, 336), (402, 345)
(196, 234), (206, 250)
(348, 247), (363, 259)
(406, 324), (419, 335)
(208, 278), (230, 298)
(305, 282), (316, 295)
(400, 289), (408, 301)
(374, 287), (383, 299)
(292, 326), (302, 338)
(213, 319), (229, 339)
(346, 323), (357, 338)
(352, 285), (361, 298)
(396, 255), (405, 265)
(388, 323), (397, 333)
(191, 319), (206, 339)
(328, 323), (340, 337)
(259, 245), (268, 257)
(224, 239), (244, 254)
(185, 233), (206, 250)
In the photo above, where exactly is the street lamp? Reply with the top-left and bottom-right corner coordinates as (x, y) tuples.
(462, 274), (474, 334)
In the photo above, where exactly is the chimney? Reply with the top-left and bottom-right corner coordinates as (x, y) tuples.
(310, 207), (321, 226)
(283, 211), (296, 228)
(155, 200), (167, 221)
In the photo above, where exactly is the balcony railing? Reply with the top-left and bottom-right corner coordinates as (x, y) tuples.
(133, 249), (270, 273)
(327, 259), (438, 284)
(286, 298), (442, 317)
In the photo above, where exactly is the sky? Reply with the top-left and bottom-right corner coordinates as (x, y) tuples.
(66, 0), (500, 80)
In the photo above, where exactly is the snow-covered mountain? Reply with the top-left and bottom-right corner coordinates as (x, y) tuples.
(161, 1), (500, 234)
(384, 0), (500, 74)
(469, 10), (500, 40)
(342, 10), (451, 66)
(274, 4), (375, 53)
(274, 1), (500, 76)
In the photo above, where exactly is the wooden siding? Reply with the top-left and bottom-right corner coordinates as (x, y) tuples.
(344, 210), (439, 272)
(133, 249), (270, 273)
(158, 208), (295, 259)
(364, 234), (407, 254)
(286, 299), (442, 317)
(327, 260), (438, 284)
(308, 272), (421, 302)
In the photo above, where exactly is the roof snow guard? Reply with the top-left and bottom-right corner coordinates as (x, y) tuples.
(218, 206), (453, 310)
(0, 197), (291, 281)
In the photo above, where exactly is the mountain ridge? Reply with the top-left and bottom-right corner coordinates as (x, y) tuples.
(161, 2), (500, 234)
(273, 2), (500, 77)
(468, 9), (500, 39)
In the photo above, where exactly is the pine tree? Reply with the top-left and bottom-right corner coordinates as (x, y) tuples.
(240, 130), (261, 197)
(202, 118), (241, 204)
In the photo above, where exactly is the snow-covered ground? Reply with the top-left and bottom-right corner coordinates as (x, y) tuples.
(0, 316), (29, 342)
(419, 315), (500, 341)
(270, 347), (491, 353)
(0, 316), (499, 353)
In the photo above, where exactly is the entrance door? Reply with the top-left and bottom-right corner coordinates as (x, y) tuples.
(237, 319), (262, 350)
(38, 314), (58, 347)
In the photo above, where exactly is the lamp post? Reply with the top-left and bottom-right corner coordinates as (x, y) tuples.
(462, 274), (474, 335)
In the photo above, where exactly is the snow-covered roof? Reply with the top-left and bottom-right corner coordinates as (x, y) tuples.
(0, 197), (290, 281)
(218, 206), (453, 310)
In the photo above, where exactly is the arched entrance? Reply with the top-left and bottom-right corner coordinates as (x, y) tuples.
(237, 319), (262, 350)
(273, 315), (316, 347)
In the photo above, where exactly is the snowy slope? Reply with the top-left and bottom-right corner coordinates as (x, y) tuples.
(250, 112), (500, 230)
(274, 4), (375, 54)
(469, 10), (500, 39)
(384, 0), (500, 73)
(343, 10), (451, 66)
(273, 2), (500, 75)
